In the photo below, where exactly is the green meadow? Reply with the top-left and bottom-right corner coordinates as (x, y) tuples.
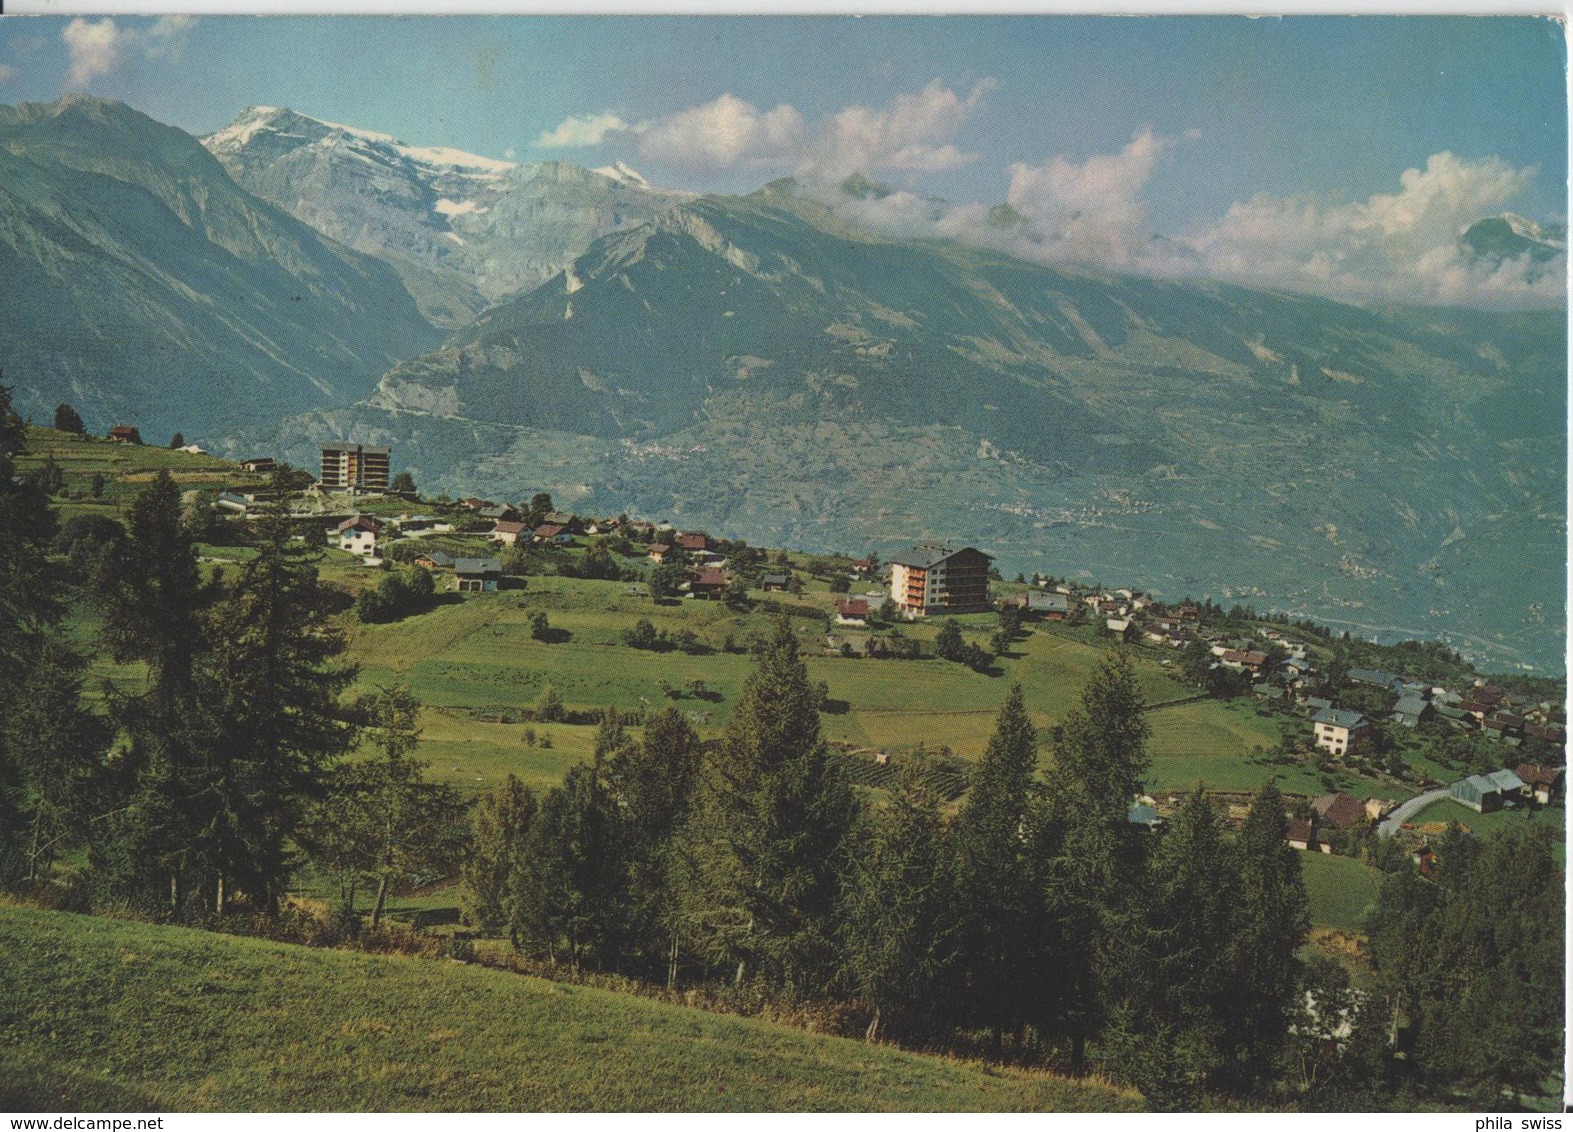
(0, 906), (1141, 1113)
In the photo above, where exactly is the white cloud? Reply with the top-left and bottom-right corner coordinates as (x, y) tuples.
(0, 64), (18, 86)
(1186, 151), (1557, 306)
(624, 78), (993, 178)
(803, 78), (996, 179)
(62, 15), (197, 89)
(637, 93), (805, 169)
(503, 147), (516, 160)
(535, 111), (631, 149)
(1003, 126), (1179, 267)
(807, 132), (1560, 310)
(63, 18), (121, 89)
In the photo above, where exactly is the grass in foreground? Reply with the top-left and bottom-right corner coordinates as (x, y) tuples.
(0, 907), (1142, 1113)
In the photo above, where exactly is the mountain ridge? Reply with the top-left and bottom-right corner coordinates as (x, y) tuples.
(203, 105), (691, 327)
(245, 188), (1564, 670)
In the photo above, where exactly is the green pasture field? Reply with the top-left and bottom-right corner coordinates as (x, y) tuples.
(0, 906), (1142, 1113)
(340, 584), (1299, 796)
(16, 427), (264, 518)
(1409, 797), (1566, 860)
(1299, 851), (1384, 936)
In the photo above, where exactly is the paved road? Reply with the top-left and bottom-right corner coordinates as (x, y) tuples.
(1377, 787), (1451, 837)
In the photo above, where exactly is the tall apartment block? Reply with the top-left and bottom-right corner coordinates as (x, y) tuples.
(887, 543), (993, 616)
(319, 444), (391, 492)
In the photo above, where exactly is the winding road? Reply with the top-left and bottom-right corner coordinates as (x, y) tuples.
(1377, 787), (1451, 837)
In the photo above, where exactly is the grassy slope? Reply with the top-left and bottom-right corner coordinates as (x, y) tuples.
(1409, 798), (1567, 861)
(0, 906), (1140, 1113)
(1299, 852), (1385, 936)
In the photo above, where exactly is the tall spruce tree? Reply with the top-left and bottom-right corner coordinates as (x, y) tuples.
(841, 764), (959, 1045)
(1225, 781), (1310, 1091)
(1104, 788), (1239, 1108)
(1039, 651), (1151, 1068)
(1368, 824), (1563, 1105)
(94, 469), (210, 914)
(508, 759), (628, 969)
(950, 683), (1045, 1057)
(674, 616), (859, 995)
(0, 387), (101, 889)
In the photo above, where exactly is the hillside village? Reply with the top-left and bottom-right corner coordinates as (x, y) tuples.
(71, 427), (1564, 873)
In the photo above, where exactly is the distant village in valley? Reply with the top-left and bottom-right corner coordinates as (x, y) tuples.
(144, 430), (1563, 871)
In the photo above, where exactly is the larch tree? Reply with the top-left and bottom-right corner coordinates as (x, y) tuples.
(194, 488), (360, 914)
(461, 774), (537, 937)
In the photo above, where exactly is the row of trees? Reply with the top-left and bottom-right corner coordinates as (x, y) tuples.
(456, 613), (1312, 1103)
(0, 383), (382, 919)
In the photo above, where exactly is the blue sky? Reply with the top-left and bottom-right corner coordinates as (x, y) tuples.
(0, 14), (1564, 306)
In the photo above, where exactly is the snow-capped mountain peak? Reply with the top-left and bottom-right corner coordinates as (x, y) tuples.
(204, 106), (515, 179)
(593, 160), (653, 190)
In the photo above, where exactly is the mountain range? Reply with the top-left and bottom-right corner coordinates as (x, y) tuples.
(202, 106), (689, 328)
(1, 97), (1563, 671)
(0, 96), (442, 436)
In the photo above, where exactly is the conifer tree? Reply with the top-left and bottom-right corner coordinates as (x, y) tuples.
(674, 616), (859, 995)
(606, 708), (702, 982)
(842, 764), (959, 1044)
(94, 470), (209, 913)
(1103, 788), (1238, 1107)
(1039, 652), (1151, 1068)
(950, 683), (1045, 1057)
(509, 759), (628, 969)
(194, 490), (360, 914)
(1225, 781), (1310, 1090)
(53, 403), (84, 435)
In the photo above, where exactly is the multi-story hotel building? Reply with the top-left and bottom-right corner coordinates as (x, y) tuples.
(887, 543), (993, 616)
(319, 444), (391, 492)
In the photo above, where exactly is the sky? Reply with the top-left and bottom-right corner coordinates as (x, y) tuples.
(0, 14), (1565, 308)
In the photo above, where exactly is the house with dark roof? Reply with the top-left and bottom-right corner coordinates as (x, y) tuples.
(676, 532), (709, 553)
(107, 425), (143, 445)
(835, 598), (871, 626)
(1311, 792), (1367, 830)
(533, 523), (573, 546)
(1285, 818), (1316, 852)
(1312, 707), (1370, 757)
(241, 457), (276, 473)
(454, 557), (501, 593)
(413, 550), (455, 570)
(1348, 668), (1403, 692)
(1482, 714), (1525, 746)
(1008, 590), (1070, 619)
(688, 566), (727, 599)
(1515, 763), (1565, 805)
(336, 515), (380, 557)
(648, 543), (673, 563)
(1391, 693), (1435, 729)
(761, 573), (789, 592)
